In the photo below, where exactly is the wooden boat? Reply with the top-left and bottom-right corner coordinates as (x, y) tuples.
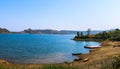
(84, 46), (101, 49)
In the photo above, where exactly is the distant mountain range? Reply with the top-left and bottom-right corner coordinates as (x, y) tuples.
(0, 28), (103, 34)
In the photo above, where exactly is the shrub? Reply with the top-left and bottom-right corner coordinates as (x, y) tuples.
(112, 56), (120, 69)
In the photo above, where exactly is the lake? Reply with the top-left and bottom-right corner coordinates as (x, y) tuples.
(0, 34), (100, 64)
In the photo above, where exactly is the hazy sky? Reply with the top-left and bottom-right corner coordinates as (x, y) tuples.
(0, 0), (120, 31)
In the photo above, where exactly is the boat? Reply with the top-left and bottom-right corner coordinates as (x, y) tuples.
(84, 45), (101, 49)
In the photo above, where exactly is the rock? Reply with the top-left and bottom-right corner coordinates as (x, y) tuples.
(72, 53), (82, 55)
(113, 45), (120, 47)
(83, 58), (89, 62)
(0, 59), (10, 65)
(89, 49), (95, 52)
(74, 57), (82, 61)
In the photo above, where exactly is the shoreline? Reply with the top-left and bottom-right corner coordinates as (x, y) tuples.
(0, 41), (120, 69)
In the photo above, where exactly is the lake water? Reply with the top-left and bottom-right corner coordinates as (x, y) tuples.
(0, 34), (100, 64)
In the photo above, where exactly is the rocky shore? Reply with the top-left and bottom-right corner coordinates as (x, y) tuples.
(70, 41), (120, 68)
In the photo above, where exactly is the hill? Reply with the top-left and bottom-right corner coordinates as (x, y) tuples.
(0, 28), (102, 34)
(0, 28), (10, 33)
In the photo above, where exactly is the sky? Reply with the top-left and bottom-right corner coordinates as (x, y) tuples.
(0, 0), (120, 31)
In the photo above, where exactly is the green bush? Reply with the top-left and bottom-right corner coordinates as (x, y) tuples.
(112, 56), (120, 69)
(0, 64), (7, 69)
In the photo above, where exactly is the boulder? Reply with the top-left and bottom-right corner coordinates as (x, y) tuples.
(83, 58), (89, 62)
(72, 53), (82, 55)
(74, 57), (82, 61)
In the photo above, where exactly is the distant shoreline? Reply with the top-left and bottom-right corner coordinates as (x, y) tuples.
(72, 38), (103, 42)
(0, 27), (102, 34)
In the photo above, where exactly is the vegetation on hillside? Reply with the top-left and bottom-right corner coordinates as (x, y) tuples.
(74, 28), (120, 41)
(0, 28), (10, 33)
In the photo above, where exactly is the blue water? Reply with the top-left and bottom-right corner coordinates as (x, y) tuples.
(0, 34), (99, 64)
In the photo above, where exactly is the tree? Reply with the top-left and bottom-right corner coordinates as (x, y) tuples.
(87, 28), (91, 36)
(102, 31), (109, 40)
(80, 32), (83, 37)
(77, 32), (80, 37)
(116, 28), (119, 31)
(109, 30), (120, 41)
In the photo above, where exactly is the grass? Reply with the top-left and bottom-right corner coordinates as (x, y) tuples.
(0, 64), (40, 69)
(0, 64), (80, 69)
(43, 65), (80, 69)
(0, 56), (120, 69)
(0, 64), (6, 69)
(111, 56), (120, 69)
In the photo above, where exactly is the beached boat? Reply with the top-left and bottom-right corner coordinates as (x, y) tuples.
(84, 45), (101, 49)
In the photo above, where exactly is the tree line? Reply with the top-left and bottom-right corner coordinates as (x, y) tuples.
(74, 28), (120, 41)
